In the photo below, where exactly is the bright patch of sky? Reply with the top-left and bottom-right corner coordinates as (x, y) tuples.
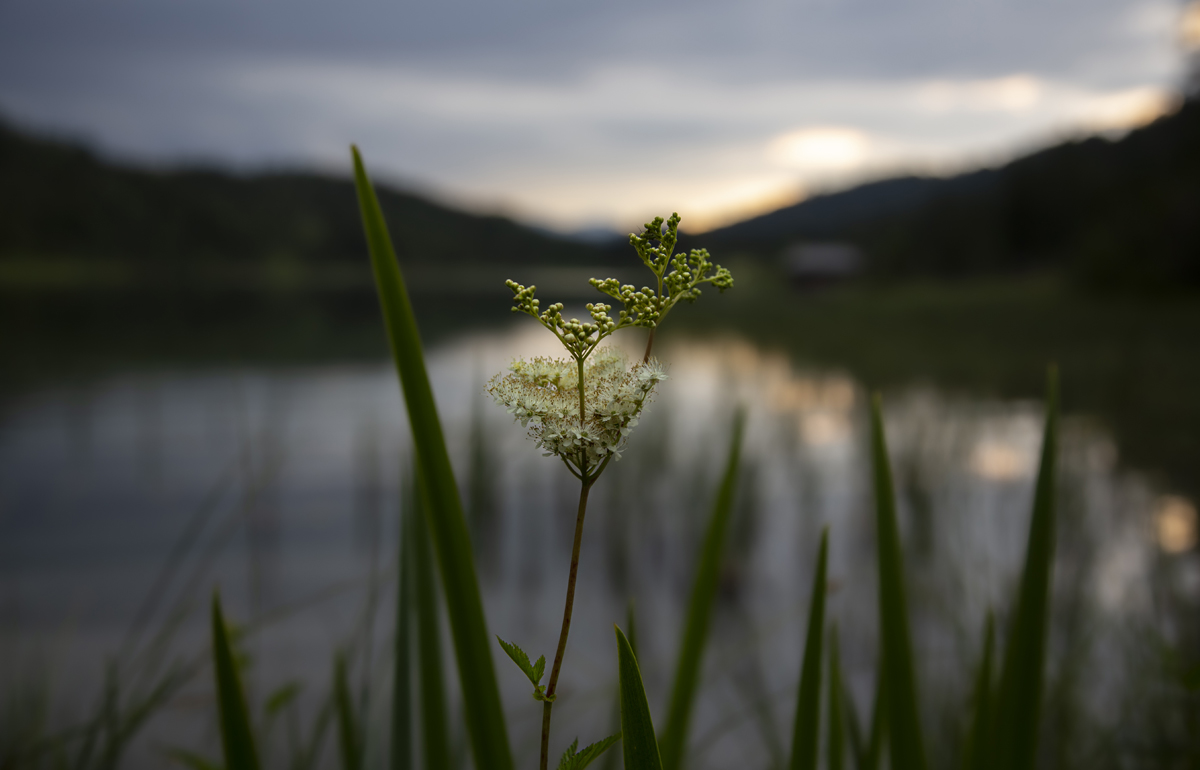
(0, 0), (1193, 233)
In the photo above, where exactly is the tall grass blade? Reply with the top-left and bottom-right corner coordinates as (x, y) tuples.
(828, 625), (845, 770)
(864, 666), (886, 770)
(658, 411), (745, 770)
(626, 600), (640, 663)
(602, 601), (642, 770)
(616, 625), (662, 770)
(392, 487), (414, 770)
(414, 476), (452, 769)
(964, 611), (996, 770)
(993, 368), (1058, 770)
(844, 665), (886, 770)
(352, 146), (513, 770)
(788, 528), (829, 770)
(211, 593), (261, 770)
(335, 653), (362, 770)
(870, 395), (927, 770)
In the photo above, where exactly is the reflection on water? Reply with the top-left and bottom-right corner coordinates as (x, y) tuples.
(0, 327), (1196, 768)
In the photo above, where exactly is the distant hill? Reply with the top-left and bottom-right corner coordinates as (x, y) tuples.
(0, 120), (604, 270)
(702, 99), (1200, 289)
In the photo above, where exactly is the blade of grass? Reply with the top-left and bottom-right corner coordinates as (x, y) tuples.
(335, 652), (362, 770)
(870, 395), (927, 770)
(788, 528), (829, 770)
(964, 611), (996, 770)
(658, 410), (745, 770)
(828, 625), (845, 770)
(352, 146), (512, 770)
(602, 601), (643, 770)
(626, 600), (640, 663)
(844, 671), (886, 770)
(863, 664), (886, 770)
(392, 484), (414, 770)
(414, 475), (453, 769)
(211, 593), (261, 770)
(994, 368), (1059, 770)
(845, 689), (865, 770)
(616, 625), (662, 770)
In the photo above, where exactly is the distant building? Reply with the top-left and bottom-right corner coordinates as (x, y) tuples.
(781, 241), (864, 288)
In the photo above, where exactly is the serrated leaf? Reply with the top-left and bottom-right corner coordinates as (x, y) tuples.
(496, 637), (544, 686)
(558, 733), (622, 770)
(559, 739), (580, 770)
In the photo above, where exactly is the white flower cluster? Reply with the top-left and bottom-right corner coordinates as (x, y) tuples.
(487, 347), (667, 472)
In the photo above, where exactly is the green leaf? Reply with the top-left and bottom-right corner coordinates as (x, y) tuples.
(211, 593), (261, 770)
(659, 410), (745, 770)
(828, 625), (845, 770)
(164, 748), (223, 770)
(496, 637), (545, 687)
(334, 653), (361, 770)
(788, 528), (828, 770)
(993, 368), (1058, 770)
(392, 488), (414, 770)
(558, 734), (622, 770)
(870, 395), (928, 770)
(352, 146), (513, 770)
(616, 625), (663, 770)
(964, 611), (996, 770)
(412, 477), (452, 769)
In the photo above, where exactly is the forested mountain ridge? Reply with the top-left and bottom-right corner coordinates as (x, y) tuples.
(0, 121), (603, 269)
(5, 100), (1198, 290)
(703, 98), (1200, 289)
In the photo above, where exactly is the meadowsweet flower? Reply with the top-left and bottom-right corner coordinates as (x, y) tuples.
(487, 347), (666, 473)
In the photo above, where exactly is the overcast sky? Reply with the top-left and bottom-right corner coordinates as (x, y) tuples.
(0, 0), (1193, 232)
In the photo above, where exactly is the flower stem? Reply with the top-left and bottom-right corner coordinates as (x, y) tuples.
(540, 477), (594, 770)
(577, 356), (586, 423)
(642, 327), (656, 364)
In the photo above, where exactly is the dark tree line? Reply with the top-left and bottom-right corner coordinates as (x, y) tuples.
(0, 122), (603, 270)
(703, 99), (1200, 291)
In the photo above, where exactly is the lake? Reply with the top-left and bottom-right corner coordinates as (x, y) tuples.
(1, 321), (1195, 769)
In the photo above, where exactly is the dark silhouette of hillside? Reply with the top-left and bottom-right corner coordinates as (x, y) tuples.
(703, 99), (1200, 290)
(0, 121), (603, 271)
(5, 101), (1198, 291)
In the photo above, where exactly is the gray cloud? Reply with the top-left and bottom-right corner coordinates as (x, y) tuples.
(0, 0), (1187, 229)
